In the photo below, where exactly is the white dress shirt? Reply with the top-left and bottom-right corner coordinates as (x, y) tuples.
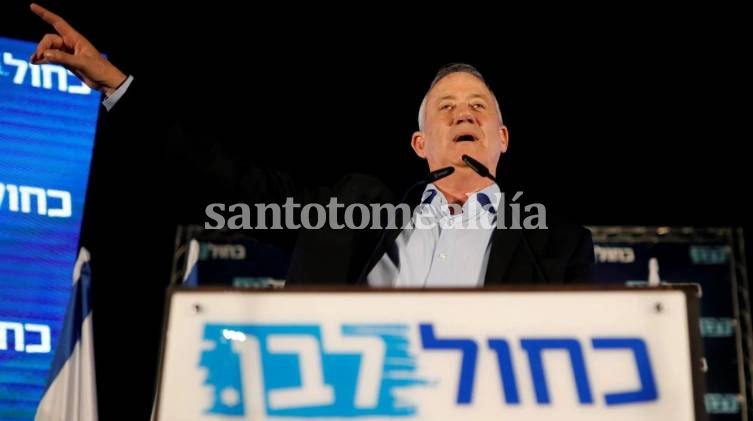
(367, 182), (501, 288)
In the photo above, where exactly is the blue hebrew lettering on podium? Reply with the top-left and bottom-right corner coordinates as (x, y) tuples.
(199, 323), (429, 417)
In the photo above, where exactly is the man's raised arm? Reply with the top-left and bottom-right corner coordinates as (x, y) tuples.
(29, 3), (129, 104)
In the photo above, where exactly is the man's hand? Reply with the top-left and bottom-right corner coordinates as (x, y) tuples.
(29, 3), (127, 97)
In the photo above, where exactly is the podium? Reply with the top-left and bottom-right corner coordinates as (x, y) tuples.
(153, 286), (707, 420)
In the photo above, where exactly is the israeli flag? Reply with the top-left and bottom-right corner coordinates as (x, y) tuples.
(183, 239), (200, 286)
(35, 247), (98, 420)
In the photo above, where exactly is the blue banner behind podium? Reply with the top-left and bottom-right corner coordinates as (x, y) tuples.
(1, 36), (100, 420)
(155, 287), (705, 421)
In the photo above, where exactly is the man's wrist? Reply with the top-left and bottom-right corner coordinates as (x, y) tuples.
(102, 75), (134, 112)
(102, 72), (128, 97)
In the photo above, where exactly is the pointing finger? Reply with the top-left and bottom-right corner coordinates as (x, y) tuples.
(30, 3), (80, 39)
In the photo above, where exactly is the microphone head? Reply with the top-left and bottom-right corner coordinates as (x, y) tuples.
(461, 154), (490, 177)
(427, 166), (455, 182)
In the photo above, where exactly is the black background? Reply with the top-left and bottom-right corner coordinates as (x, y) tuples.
(2, 1), (751, 419)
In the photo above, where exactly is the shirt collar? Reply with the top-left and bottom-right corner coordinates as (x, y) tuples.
(420, 182), (501, 217)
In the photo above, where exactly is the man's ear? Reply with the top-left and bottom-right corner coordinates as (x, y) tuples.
(411, 131), (427, 158)
(499, 125), (509, 153)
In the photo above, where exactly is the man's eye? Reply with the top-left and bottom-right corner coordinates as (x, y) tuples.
(471, 103), (485, 110)
(440, 104), (454, 111)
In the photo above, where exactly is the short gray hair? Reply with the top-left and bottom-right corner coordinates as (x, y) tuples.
(417, 63), (503, 130)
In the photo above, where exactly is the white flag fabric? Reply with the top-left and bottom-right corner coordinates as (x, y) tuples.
(35, 247), (98, 421)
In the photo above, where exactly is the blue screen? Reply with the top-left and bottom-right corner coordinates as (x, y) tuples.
(0, 36), (100, 420)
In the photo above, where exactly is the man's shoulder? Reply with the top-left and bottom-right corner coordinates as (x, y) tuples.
(522, 201), (593, 256)
(546, 210), (592, 240)
(545, 214), (592, 239)
(527, 207), (595, 283)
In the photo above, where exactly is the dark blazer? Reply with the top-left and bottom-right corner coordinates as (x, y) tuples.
(114, 80), (595, 287)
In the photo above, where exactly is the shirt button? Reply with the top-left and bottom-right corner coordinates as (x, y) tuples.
(439, 252), (447, 260)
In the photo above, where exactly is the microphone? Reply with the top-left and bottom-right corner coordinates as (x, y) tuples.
(399, 166), (455, 205)
(462, 155), (497, 183)
(426, 166), (455, 183)
(461, 154), (548, 282)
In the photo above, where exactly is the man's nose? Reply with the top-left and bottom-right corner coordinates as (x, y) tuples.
(453, 108), (476, 125)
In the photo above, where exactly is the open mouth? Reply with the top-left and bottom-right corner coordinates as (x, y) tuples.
(454, 134), (478, 143)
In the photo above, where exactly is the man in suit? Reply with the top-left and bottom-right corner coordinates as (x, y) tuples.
(29, 3), (595, 287)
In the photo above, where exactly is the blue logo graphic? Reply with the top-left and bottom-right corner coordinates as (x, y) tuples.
(200, 324), (428, 417)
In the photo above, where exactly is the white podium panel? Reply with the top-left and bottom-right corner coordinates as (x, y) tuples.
(155, 287), (705, 421)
